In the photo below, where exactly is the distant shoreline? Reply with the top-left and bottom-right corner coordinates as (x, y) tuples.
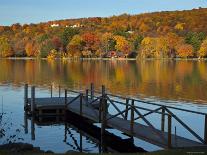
(0, 57), (207, 61)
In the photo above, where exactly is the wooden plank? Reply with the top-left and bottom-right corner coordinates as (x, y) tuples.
(26, 96), (206, 149)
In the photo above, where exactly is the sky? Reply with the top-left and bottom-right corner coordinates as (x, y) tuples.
(0, 0), (206, 26)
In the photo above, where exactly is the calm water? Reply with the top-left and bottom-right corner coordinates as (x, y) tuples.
(0, 59), (207, 153)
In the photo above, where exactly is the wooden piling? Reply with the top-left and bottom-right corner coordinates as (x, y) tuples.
(125, 98), (129, 120)
(91, 83), (94, 99)
(31, 86), (35, 114)
(204, 114), (207, 144)
(50, 85), (53, 98)
(80, 93), (83, 116)
(59, 85), (61, 98)
(24, 84), (28, 109)
(65, 89), (67, 106)
(31, 116), (35, 140)
(24, 112), (28, 134)
(86, 89), (89, 104)
(101, 85), (107, 137)
(130, 99), (135, 133)
(161, 106), (165, 131)
(168, 114), (172, 148)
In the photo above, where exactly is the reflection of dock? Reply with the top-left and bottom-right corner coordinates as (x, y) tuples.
(24, 113), (145, 153)
(24, 83), (207, 150)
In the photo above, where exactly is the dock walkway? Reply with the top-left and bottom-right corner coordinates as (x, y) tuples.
(24, 84), (207, 149)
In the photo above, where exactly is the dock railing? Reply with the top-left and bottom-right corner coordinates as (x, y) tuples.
(24, 83), (207, 148)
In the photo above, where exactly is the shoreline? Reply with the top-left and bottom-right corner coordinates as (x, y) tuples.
(1, 57), (207, 61)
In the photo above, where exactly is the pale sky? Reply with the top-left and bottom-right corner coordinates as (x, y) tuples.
(0, 0), (206, 26)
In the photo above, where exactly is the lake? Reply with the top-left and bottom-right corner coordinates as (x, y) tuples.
(0, 59), (207, 153)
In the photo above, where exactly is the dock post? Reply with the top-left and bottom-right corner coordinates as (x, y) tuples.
(59, 85), (61, 98)
(86, 89), (89, 104)
(168, 114), (172, 148)
(204, 114), (207, 144)
(31, 86), (35, 115)
(24, 84), (28, 109)
(125, 98), (129, 120)
(31, 116), (35, 140)
(101, 85), (107, 137)
(50, 85), (52, 98)
(65, 89), (67, 107)
(80, 93), (83, 116)
(161, 106), (165, 131)
(130, 99), (135, 133)
(24, 112), (28, 134)
(90, 83), (94, 100)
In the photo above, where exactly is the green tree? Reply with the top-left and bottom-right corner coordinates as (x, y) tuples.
(60, 27), (79, 51)
(185, 32), (206, 53)
(39, 40), (55, 58)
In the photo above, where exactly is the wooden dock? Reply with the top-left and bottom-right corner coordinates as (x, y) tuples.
(24, 83), (207, 150)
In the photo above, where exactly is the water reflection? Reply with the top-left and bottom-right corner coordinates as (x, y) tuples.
(0, 59), (207, 103)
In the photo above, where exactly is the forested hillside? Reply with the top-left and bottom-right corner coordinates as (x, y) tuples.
(0, 8), (207, 59)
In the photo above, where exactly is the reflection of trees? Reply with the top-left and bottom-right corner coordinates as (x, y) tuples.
(0, 112), (23, 143)
(0, 59), (207, 103)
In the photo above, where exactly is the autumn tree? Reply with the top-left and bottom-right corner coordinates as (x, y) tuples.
(176, 44), (194, 58)
(25, 41), (38, 57)
(0, 36), (13, 57)
(139, 37), (156, 58)
(198, 39), (207, 58)
(114, 35), (132, 55)
(82, 32), (100, 57)
(67, 35), (83, 57)
(100, 32), (116, 53)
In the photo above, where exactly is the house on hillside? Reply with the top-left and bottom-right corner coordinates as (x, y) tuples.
(50, 24), (59, 27)
(105, 51), (127, 58)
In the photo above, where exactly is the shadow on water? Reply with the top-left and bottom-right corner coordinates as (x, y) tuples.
(24, 111), (146, 153)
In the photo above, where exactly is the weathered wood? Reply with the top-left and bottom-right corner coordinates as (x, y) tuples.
(25, 85), (207, 149)
(31, 116), (35, 140)
(24, 112), (28, 134)
(26, 96), (205, 149)
(168, 114), (172, 148)
(31, 86), (35, 114)
(85, 89), (89, 104)
(65, 89), (67, 106)
(91, 83), (94, 99)
(204, 115), (207, 144)
(24, 84), (28, 108)
(130, 99), (135, 133)
(59, 85), (61, 98)
(125, 98), (129, 120)
(101, 94), (107, 137)
(161, 106), (165, 132)
(165, 108), (204, 144)
(80, 93), (83, 116)
(50, 85), (53, 98)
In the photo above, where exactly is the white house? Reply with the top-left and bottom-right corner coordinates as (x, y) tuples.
(50, 24), (59, 27)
